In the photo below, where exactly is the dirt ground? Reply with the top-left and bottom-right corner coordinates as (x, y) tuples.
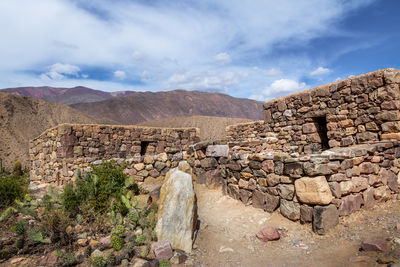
(190, 184), (400, 267)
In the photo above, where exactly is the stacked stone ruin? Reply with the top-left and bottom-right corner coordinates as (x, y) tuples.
(30, 68), (400, 234)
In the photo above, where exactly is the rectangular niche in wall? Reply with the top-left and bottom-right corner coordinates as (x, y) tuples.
(140, 141), (150, 156)
(312, 117), (329, 150)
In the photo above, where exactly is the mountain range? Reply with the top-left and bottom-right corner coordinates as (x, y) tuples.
(1, 86), (264, 124)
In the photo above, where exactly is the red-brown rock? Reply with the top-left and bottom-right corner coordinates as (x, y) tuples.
(256, 226), (280, 242)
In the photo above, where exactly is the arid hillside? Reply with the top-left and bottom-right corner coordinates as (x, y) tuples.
(71, 90), (263, 124)
(0, 86), (134, 105)
(0, 92), (97, 170)
(139, 115), (254, 140)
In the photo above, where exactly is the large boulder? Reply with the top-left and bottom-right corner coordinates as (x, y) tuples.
(295, 176), (333, 205)
(155, 161), (197, 253)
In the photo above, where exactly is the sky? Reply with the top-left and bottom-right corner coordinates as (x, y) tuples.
(0, 0), (399, 101)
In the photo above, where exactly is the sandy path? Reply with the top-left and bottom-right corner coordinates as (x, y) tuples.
(190, 184), (400, 267)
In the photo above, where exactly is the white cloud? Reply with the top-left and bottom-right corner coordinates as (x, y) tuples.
(0, 0), (374, 97)
(40, 63), (80, 80)
(251, 78), (309, 101)
(165, 70), (246, 91)
(114, 70), (126, 80)
(310, 66), (331, 76)
(214, 53), (232, 64)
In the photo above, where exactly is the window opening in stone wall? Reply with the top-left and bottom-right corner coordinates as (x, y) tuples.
(140, 141), (150, 156)
(313, 117), (329, 150)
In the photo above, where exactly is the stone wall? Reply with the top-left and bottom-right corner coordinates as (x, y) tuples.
(226, 68), (400, 155)
(262, 68), (400, 154)
(190, 140), (400, 234)
(29, 124), (200, 186)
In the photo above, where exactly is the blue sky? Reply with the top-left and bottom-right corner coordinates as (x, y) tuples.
(0, 0), (399, 101)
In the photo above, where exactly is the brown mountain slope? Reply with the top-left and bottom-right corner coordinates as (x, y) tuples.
(71, 90), (263, 124)
(139, 116), (254, 141)
(0, 86), (135, 105)
(0, 92), (97, 170)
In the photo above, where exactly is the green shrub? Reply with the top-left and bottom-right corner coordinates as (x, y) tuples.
(61, 183), (78, 213)
(159, 259), (171, 267)
(0, 207), (16, 222)
(12, 161), (23, 177)
(111, 235), (123, 251)
(27, 228), (44, 243)
(128, 211), (139, 224)
(0, 175), (25, 208)
(114, 225), (125, 236)
(135, 234), (148, 245)
(12, 219), (28, 235)
(91, 256), (107, 267)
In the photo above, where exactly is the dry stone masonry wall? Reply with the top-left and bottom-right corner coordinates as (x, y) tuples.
(227, 68), (400, 155)
(29, 68), (400, 234)
(190, 140), (400, 234)
(29, 124), (200, 186)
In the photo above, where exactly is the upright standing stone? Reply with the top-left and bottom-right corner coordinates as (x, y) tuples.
(155, 162), (197, 253)
(312, 204), (339, 235)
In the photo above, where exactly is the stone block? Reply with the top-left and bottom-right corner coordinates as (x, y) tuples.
(239, 189), (252, 205)
(280, 200), (300, 221)
(277, 184), (295, 200)
(151, 241), (173, 260)
(283, 162), (303, 178)
(262, 160), (274, 173)
(295, 176), (333, 205)
(300, 204), (313, 224)
(352, 176), (368, 193)
(227, 184), (240, 200)
(265, 193), (280, 213)
(328, 182), (341, 198)
(302, 123), (317, 134)
(206, 145), (229, 158)
(252, 190), (265, 210)
(338, 194), (364, 216)
(312, 204), (339, 235)
(200, 158), (218, 169)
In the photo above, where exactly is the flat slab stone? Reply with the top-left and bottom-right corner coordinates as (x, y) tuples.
(206, 145), (229, 157)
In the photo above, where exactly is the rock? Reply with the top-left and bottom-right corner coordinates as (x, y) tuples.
(99, 236), (111, 245)
(295, 176), (333, 205)
(374, 186), (391, 201)
(200, 158), (218, 169)
(170, 250), (188, 265)
(283, 162), (303, 177)
(133, 195), (151, 210)
(142, 259), (160, 267)
(300, 205), (313, 224)
(11, 257), (26, 264)
(388, 170), (399, 192)
(77, 238), (88, 246)
(265, 193), (280, 213)
(197, 169), (223, 189)
(132, 258), (149, 267)
(361, 240), (388, 252)
(252, 190), (265, 210)
(39, 251), (59, 266)
(206, 145), (229, 157)
(280, 200), (300, 221)
(151, 241), (173, 260)
(120, 259), (129, 267)
(134, 163), (145, 171)
(349, 256), (373, 264)
(155, 163), (197, 253)
(338, 194), (364, 216)
(277, 184), (295, 200)
(262, 160), (274, 173)
(91, 249), (104, 258)
(256, 226), (280, 242)
(312, 204), (339, 235)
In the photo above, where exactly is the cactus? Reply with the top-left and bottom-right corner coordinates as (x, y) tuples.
(121, 195), (131, 209)
(111, 235), (123, 251)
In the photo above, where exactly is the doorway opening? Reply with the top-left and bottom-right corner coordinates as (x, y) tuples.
(140, 141), (150, 156)
(313, 117), (329, 150)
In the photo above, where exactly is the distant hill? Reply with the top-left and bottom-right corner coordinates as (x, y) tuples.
(71, 90), (264, 124)
(0, 92), (97, 170)
(0, 86), (134, 105)
(139, 115), (254, 141)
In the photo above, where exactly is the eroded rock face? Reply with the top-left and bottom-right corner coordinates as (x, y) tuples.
(155, 161), (197, 253)
(295, 176), (333, 205)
